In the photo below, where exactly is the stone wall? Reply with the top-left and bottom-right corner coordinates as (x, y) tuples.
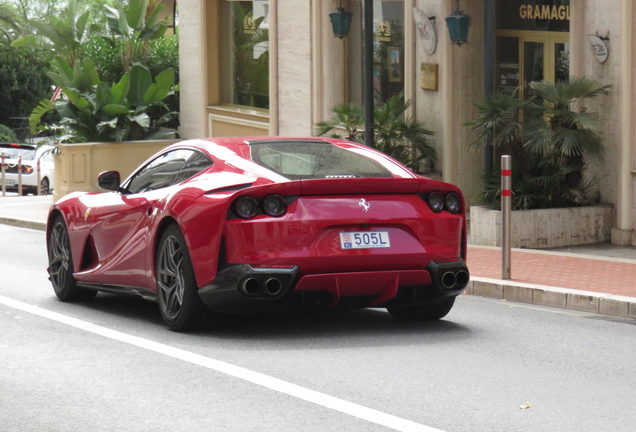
(469, 205), (614, 248)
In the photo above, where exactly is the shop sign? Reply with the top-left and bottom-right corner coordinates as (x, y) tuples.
(519, 4), (570, 21)
(587, 34), (609, 63)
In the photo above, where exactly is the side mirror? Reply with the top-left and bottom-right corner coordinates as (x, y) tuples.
(98, 170), (121, 191)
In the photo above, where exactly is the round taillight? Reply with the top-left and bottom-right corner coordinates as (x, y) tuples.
(445, 192), (461, 214)
(261, 194), (287, 217)
(428, 191), (444, 213)
(233, 196), (259, 219)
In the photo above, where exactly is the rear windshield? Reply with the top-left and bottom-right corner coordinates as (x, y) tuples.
(0, 145), (36, 160)
(248, 141), (394, 180)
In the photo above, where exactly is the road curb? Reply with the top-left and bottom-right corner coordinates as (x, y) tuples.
(466, 276), (636, 320)
(0, 217), (46, 231)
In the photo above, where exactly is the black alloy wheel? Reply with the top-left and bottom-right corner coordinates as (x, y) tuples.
(156, 224), (216, 331)
(48, 215), (97, 301)
(41, 177), (50, 195)
(387, 297), (456, 321)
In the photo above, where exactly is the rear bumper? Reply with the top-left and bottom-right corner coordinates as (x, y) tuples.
(198, 259), (469, 314)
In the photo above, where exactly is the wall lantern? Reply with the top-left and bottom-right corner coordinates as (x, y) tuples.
(330, 0), (353, 39)
(445, 0), (471, 46)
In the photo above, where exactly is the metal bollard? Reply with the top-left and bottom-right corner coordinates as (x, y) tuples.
(1, 152), (5, 196)
(501, 155), (512, 279)
(37, 158), (41, 196)
(18, 154), (22, 196)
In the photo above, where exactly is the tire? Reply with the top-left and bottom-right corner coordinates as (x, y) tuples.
(40, 177), (50, 195)
(387, 297), (456, 321)
(48, 215), (97, 302)
(156, 224), (214, 331)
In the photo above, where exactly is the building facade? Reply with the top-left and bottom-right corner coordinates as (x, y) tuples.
(178, 0), (636, 246)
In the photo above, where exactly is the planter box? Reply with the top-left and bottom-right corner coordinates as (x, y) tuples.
(53, 139), (179, 201)
(469, 205), (614, 248)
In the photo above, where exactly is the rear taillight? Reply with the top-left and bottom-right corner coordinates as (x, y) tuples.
(23, 165), (33, 174)
(428, 192), (444, 213)
(425, 191), (461, 214)
(445, 192), (461, 214)
(233, 196), (259, 219)
(232, 194), (288, 219)
(261, 194), (287, 217)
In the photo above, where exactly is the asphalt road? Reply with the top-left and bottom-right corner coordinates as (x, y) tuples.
(1, 224), (635, 432)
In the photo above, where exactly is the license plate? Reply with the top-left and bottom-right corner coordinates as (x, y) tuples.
(6, 180), (15, 187)
(340, 231), (390, 249)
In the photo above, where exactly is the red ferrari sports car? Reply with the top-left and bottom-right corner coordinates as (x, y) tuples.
(47, 137), (469, 331)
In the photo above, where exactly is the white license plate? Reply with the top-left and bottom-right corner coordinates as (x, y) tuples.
(6, 180), (16, 187)
(340, 231), (391, 249)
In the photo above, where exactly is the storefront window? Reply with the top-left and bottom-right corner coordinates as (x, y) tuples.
(347, 1), (404, 107)
(220, 0), (270, 109)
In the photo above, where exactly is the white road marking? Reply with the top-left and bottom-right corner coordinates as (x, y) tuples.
(0, 294), (445, 432)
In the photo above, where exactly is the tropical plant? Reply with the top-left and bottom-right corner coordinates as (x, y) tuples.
(11, 0), (178, 143)
(466, 77), (611, 210)
(10, 0), (94, 68)
(315, 93), (436, 173)
(103, 0), (170, 73)
(28, 58), (177, 142)
(84, 32), (180, 130)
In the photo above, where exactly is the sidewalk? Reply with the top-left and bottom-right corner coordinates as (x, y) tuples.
(1, 194), (635, 320)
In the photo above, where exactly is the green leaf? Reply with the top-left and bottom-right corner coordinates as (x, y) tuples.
(28, 99), (55, 134)
(145, 4), (167, 29)
(140, 22), (169, 40)
(143, 68), (174, 104)
(10, 34), (44, 49)
(111, 74), (131, 105)
(104, 5), (125, 37)
(97, 118), (119, 129)
(55, 100), (81, 122)
(102, 104), (130, 116)
(128, 65), (153, 107)
(131, 113), (150, 128)
(75, 11), (90, 41)
(51, 56), (75, 86)
(126, 0), (148, 30)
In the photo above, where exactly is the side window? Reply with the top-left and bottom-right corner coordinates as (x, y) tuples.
(173, 151), (214, 184)
(127, 150), (194, 194)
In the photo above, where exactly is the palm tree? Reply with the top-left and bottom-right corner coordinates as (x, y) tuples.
(524, 77), (610, 161)
(466, 76), (610, 210)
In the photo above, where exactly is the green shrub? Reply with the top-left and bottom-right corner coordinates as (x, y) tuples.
(0, 124), (18, 142)
(0, 47), (53, 126)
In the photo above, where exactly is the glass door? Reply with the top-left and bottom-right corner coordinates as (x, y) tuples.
(523, 40), (545, 101)
(495, 31), (569, 99)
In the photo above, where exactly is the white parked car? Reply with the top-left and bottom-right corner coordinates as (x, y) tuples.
(0, 143), (55, 195)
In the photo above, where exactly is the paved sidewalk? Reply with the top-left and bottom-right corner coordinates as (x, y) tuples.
(1, 194), (635, 320)
(467, 246), (636, 319)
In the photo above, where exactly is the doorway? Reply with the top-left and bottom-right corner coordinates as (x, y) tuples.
(496, 31), (570, 99)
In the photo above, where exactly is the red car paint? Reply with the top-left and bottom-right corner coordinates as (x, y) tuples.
(47, 137), (468, 315)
